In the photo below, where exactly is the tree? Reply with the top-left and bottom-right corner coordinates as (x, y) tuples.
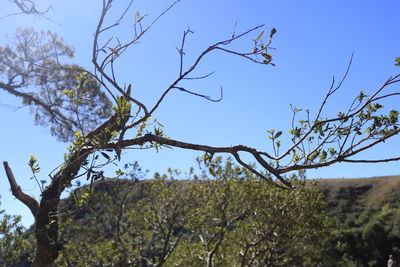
(0, 199), (34, 265)
(167, 157), (334, 266)
(56, 167), (194, 266)
(0, 28), (112, 141)
(333, 204), (400, 266)
(1, 0), (400, 266)
(54, 157), (334, 266)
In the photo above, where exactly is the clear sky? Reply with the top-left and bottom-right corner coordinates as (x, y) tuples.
(1, 0), (399, 227)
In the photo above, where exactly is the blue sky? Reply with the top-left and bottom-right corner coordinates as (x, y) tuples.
(1, 0), (399, 226)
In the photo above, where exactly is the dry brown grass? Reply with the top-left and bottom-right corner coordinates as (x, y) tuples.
(314, 175), (400, 206)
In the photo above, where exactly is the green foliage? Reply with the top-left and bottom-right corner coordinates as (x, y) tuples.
(27, 155), (47, 192)
(134, 11), (148, 24)
(55, 158), (334, 266)
(28, 155), (40, 173)
(169, 158), (334, 266)
(113, 93), (132, 115)
(332, 207), (400, 266)
(320, 180), (400, 266)
(5, 169), (400, 266)
(395, 57), (400, 66)
(0, 199), (34, 265)
(252, 28), (277, 65)
(275, 86), (400, 168)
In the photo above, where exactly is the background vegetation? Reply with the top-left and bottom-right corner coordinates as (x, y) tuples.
(2, 159), (400, 266)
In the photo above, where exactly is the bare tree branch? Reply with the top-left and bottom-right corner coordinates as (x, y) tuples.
(0, 81), (77, 133)
(0, 0), (51, 19)
(3, 161), (39, 216)
(149, 25), (266, 116)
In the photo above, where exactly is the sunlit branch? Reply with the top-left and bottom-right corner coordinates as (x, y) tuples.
(178, 28), (194, 76)
(100, 133), (292, 188)
(277, 72), (400, 161)
(232, 152), (288, 189)
(183, 71), (216, 80)
(3, 161), (39, 216)
(173, 86), (223, 102)
(277, 56), (353, 160)
(91, 1), (149, 118)
(341, 157), (400, 163)
(149, 25), (265, 116)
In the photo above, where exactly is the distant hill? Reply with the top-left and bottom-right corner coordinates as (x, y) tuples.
(59, 175), (400, 224)
(315, 175), (400, 222)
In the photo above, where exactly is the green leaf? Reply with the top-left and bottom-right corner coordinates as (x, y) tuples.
(256, 30), (265, 41)
(270, 27), (277, 38)
(319, 150), (327, 161)
(101, 152), (111, 161)
(395, 57), (400, 66)
(28, 155), (37, 167)
(86, 169), (91, 180)
(28, 155), (40, 173)
(115, 169), (125, 177)
(136, 14), (148, 23)
(328, 148), (337, 156)
(316, 124), (324, 136)
(154, 142), (159, 153)
(262, 53), (272, 59)
(275, 131), (282, 139)
(276, 140), (281, 148)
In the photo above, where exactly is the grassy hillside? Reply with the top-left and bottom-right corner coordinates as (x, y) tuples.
(60, 175), (400, 222)
(57, 175), (400, 229)
(318, 175), (400, 205)
(312, 175), (400, 266)
(315, 175), (400, 222)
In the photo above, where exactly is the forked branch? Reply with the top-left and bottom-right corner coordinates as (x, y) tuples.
(3, 161), (39, 216)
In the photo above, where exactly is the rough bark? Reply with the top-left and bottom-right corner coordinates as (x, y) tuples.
(3, 162), (39, 216)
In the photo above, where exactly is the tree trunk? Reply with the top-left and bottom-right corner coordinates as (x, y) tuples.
(32, 188), (61, 267)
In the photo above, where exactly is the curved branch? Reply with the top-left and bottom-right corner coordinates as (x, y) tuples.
(341, 157), (400, 163)
(3, 161), (39, 217)
(232, 152), (289, 189)
(277, 73), (400, 161)
(278, 127), (400, 173)
(173, 86), (223, 102)
(103, 133), (293, 188)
